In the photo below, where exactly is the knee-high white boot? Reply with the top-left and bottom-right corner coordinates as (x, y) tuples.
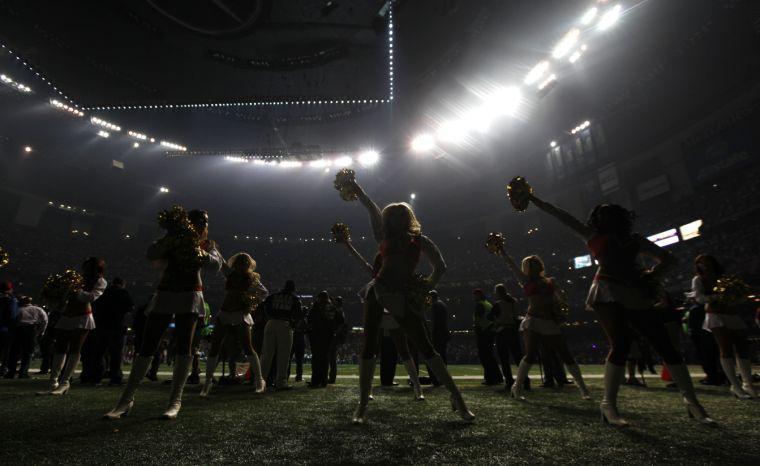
(200, 356), (218, 398)
(103, 356), (153, 419)
(720, 357), (750, 399)
(668, 364), (716, 425)
(248, 352), (266, 393)
(51, 353), (80, 396)
(565, 363), (591, 400)
(426, 355), (474, 422)
(162, 355), (193, 420)
(353, 358), (376, 424)
(600, 362), (629, 427)
(37, 353), (66, 395)
(511, 358), (531, 400)
(402, 359), (424, 401)
(736, 358), (757, 398)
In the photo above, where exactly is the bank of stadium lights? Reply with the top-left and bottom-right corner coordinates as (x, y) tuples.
(552, 28), (580, 59)
(538, 74), (557, 91)
(50, 99), (84, 117)
(524, 61), (550, 86)
(85, 99), (390, 111)
(97, 130), (110, 138)
(581, 7), (598, 25)
(411, 133), (436, 153)
(358, 150), (380, 167)
(160, 141), (187, 152)
(598, 4), (622, 30)
(91, 117), (121, 132)
(388, 2), (395, 100)
(128, 130), (147, 140)
(334, 156), (353, 167)
(570, 120), (591, 134)
(0, 73), (32, 93)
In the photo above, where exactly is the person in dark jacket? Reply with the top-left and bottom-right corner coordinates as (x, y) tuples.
(327, 296), (348, 384)
(307, 291), (343, 388)
(428, 290), (450, 386)
(91, 277), (134, 385)
(259, 280), (302, 390)
(0, 281), (18, 377)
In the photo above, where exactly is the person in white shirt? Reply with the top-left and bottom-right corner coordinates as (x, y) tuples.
(37, 257), (107, 396)
(4, 296), (47, 378)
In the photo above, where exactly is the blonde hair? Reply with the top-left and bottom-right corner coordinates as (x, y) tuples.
(381, 202), (421, 238)
(521, 255), (546, 280)
(228, 252), (257, 274)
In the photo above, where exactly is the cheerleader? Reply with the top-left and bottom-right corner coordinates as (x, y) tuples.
(104, 209), (222, 420)
(37, 257), (106, 395)
(528, 197), (714, 426)
(691, 254), (756, 399)
(339, 236), (425, 401)
(497, 251), (591, 400)
(200, 252), (268, 397)
(344, 179), (473, 423)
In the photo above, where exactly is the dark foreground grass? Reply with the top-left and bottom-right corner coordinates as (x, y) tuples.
(1, 368), (759, 465)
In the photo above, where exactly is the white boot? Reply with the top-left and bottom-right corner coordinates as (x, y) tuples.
(669, 364), (716, 426)
(720, 357), (751, 399)
(200, 356), (218, 398)
(162, 355), (193, 420)
(600, 362), (629, 427)
(427, 355), (474, 422)
(51, 353), (80, 396)
(511, 358), (531, 400)
(736, 358), (757, 398)
(566, 363), (591, 400)
(247, 353), (266, 393)
(402, 359), (425, 401)
(353, 358), (375, 424)
(104, 356), (153, 419)
(37, 353), (66, 395)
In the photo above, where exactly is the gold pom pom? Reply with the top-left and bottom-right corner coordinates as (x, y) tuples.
(485, 233), (505, 255)
(156, 205), (207, 269)
(507, 176), (533, 212)
(41, 269), (84, 306)
(713, 276), (751, 306)
(334, 169), (359, 201)
(0, 246), (8, 268)
(331, 222), (351, 243)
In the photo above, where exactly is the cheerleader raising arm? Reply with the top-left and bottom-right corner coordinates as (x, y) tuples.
(342, 239), (374, 275)
(635, 234), (676, 278)
(499, 250), (528, 286)
(352, 181), (383, 244)
(529, 194), (594, 240)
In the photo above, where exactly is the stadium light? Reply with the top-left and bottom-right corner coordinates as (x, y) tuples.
(581, 7), (598, 25)
(358, 150), (380, 167)
(524, 61), (549, 85)
(97, 130), (110, 138)
(410, 193), (416, 200)
(552, 28), (580, 59)
(538, 74), (557, 90)
(310, 159), (332, 168)
(133, 142), (140, 148)
(280, 161), (303, 168)
(482, 86), (521, 118)
(334, 156), (353, 167)
(23, 146), (32, 153)
(411, 133), (435, 152)
(598, 4), (622, 30)
(159, 186), (170, 193)
(568, 50), (582, 63)
(549, 141), (557, 148)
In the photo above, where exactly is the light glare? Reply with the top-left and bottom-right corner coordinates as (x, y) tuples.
(524, 61), (549, 85)
(581, 7), (598, 25)
(410, 133), (436, 152)
(358, 150), (380, 167)
(552, 28), (580, 59)
(598, 4), (622, 30)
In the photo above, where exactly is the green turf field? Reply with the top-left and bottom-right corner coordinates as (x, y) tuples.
(1, 364), (759, 464)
